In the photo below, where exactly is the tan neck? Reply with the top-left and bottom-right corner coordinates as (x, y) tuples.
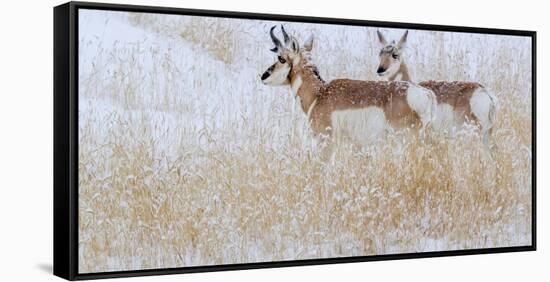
(388, 61), (412, 82)
(289, 56), (324, 115)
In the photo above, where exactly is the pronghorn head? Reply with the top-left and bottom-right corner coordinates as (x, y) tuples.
(376, 30), (408, 79)
(260, 25), (314, 86)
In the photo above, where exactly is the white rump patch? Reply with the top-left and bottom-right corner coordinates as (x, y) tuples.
(470, 88), (492, 130)
(406, 84), (436, 127)
(331, 107), (387, 144)
(470, 87), (498, 146)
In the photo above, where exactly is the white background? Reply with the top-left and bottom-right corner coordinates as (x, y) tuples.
(0, 0), (546, 281)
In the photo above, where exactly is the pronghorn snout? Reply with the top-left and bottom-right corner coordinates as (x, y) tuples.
(376, 66), (386, 75)
(261, 70), (271, 81)
(261, 65), (274, 82)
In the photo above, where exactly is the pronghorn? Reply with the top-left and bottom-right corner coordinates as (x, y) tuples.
(375, 30), (498, 146)
(260, 26), (437, 144)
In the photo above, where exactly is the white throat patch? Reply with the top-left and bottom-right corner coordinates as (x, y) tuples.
(291, 75), (303, 97)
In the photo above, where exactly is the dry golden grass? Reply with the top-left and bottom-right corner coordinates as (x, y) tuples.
(77, 11), (532, 273)
(128, 13), (245, 64)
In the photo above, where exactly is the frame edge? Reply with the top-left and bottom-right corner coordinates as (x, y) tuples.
(59, 1), (537, 280)
(531, 31), (537, 251)
(54, 2), (77, 280)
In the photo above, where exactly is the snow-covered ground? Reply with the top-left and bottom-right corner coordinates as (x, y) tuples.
(77, 9), (532, 273)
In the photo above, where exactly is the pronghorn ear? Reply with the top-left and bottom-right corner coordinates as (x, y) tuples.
(303, 35), (314, 51)
(397, 30), (408, 48)
(290, 37), (299, 53)
(377, 30), (387, 45)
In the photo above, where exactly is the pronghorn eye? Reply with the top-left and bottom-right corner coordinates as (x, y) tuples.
(392, 53), (399, 59)
(278, 56), (286, 64)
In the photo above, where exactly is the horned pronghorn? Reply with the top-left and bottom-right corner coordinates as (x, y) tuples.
(260, 26), (437, 144)
(375, 30), (498, 147)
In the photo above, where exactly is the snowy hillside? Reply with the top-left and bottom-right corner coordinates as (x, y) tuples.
(77, 9), (532, 273)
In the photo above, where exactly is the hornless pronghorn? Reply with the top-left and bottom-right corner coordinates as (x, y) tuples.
(375, 30), (498, 147)
(260, 26), (437, 144)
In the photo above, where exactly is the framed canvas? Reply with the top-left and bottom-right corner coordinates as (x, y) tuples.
(54, 1), (536, 280)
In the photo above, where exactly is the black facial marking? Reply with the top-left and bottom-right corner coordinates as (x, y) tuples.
(261, 64), (275, 81)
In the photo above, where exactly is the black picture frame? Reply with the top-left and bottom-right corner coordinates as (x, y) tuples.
(54, 1), (537, 280)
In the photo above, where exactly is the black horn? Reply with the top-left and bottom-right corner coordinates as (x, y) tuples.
(270, 25), (282, 52)
(281, 25), (291, 45)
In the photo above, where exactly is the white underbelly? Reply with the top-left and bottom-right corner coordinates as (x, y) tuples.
(433, 103), (458, 130)
(331, 107), (387, 144)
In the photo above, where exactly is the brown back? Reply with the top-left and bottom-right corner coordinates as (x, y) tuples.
(419, 81), (482, 119)
(311, 80), (420, 129)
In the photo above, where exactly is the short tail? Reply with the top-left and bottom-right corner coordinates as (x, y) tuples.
(484, 87), (499, 131)
(477, 86), (498, 151)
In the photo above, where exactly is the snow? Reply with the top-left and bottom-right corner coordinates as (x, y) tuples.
(77, 9), (532, 273)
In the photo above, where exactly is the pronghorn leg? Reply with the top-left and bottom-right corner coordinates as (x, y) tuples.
(482, 129), (491, 147)
(312, 122), (334, 163)
(317, 135), (334, 164)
